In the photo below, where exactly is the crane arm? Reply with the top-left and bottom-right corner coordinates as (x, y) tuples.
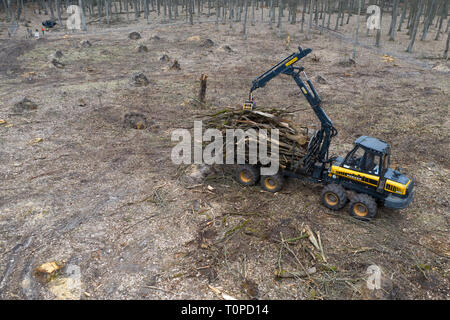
(246, 46), (338, 164)
(249, 47), (312, 94)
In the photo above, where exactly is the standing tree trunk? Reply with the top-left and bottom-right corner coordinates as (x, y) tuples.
(407, 0), (425, 52)
(56, 0), (62, 28)
(277, 0), (283, 36)
(301, 0), (306, 32)
(190, 0), (194, 24)
(389, 0), (399, 40)
(306, 0), (313, 39)
(444, 24), (449, 59)
(269, 0), (273, 29)
(251, 0), (255, 25)
(320, 0), (327, 34)
(134, 0), (139, 20)
(2, 0), (10, 21)
(229, 0), (233, 28)
(397, 0), (407, 31)
(434, 0), (447, 40)
(335, 0), (341, 31)
(353, 0), (361, 59)
(106, 0), (110, 24)
(375, 0), (384, 47)
(215, 0), (219, 30)
(47, 0), (55, 19)
(78, 0), (87, 30)
(243, 0), (248, 38)
(421, 0), (436, 41)
(346, 0), (354, 24)
(326, 0), (331, 28)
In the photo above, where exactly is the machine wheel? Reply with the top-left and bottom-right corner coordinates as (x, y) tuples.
(260, 174), (284, 193)
(235, 165), (260, 186)
(321, 184), (348, 210)
(348, 193), (377, 221)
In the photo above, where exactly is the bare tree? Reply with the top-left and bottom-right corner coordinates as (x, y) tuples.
(277, 0), (283, 37)
(407, 0), (425, 52)
(229, 0), (233, 28)
(243, 0), (248, 38)
(301, 0), (306, 32)
(397, 0), (408, 32)
(78, 0), (87, 30)
(375, 0), (384, 47)
(320, 0), (327, 34)
(335, 0), (341, 31)
(2, 0), (10, 21)
(421, 0), (437, 41)
(444, 25), (449, 59)
(352, 0), (362, 59)
(306, 0), (313, 39)
(389, 0), (399, 40)
(434, 0), (447, 40)
(56, 0), (63, 28)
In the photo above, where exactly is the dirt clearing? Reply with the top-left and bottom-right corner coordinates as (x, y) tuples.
(0, 21), (449, 300)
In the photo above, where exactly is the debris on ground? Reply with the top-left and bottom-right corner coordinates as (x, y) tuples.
(12, 98), (38, 113)
(382, 54), (395, 63)
(182, 164), (214, 184)
(316, 74), (327, 84)
(201, 39), (215, 48)
(29, 137), (43, 145)
(131, 72), (150, 86)
(160, 54), (170, 62)
(78, 98), (87, 106)
(129, 32), (141, 40)
(123, 112), (149, 129)
(187, 35), (201, 42)
(137, 45), (148, 52)
(51, 58), (65, 69)
(33, 261), (64, 283)
(202, 108), (313, 169)
(150, 35), (162, 41)
(79, 40), (92, 48)
(217, 44), (233, 53)
(170, 59), (181, 70)
(338, 58), (356, 67)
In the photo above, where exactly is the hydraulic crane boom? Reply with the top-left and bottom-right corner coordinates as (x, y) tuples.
(246, 46), (337, 166)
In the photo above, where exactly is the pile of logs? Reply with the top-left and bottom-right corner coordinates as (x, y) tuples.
(203, 108), (314, 169)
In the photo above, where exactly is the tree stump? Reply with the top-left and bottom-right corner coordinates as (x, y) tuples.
(129, 32), (141, 40)
(199, 74), (208, 103)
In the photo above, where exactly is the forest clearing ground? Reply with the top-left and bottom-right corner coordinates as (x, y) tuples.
(0, 13), (449, 299)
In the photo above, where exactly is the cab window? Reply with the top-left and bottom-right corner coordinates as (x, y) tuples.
(344, 146), (365, 169)
(360, 153), (380, 175)
(344, 147), (380, 175)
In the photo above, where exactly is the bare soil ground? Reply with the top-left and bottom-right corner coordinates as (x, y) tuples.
(0, 12), (449, 300)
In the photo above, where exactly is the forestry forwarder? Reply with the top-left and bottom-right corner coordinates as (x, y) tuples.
(237, 46), (414, 221)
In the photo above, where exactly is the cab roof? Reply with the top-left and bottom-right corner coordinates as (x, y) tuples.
(355, 136), (390, 155)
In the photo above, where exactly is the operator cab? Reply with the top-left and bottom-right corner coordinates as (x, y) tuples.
(330, 135), (414, 211)
(342, 136), (390, 177)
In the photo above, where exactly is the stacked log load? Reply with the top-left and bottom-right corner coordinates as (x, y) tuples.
(202, 108), (315, 169)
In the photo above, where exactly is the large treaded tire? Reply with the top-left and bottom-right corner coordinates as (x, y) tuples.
(348, 193), (377, 221)
(321, 184), (348, 210)
(235, 165), (260, 186)
(260, 174), (284, 193)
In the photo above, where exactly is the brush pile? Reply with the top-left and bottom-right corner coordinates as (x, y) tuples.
(203, 108), (315, 169)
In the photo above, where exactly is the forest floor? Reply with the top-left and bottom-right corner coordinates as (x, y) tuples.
(0, 9), (449, 300)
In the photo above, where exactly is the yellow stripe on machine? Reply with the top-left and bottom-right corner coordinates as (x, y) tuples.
(329, 166), (380, 187)
(285, 57), (298, 67)
(384, 179), (408, 195)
